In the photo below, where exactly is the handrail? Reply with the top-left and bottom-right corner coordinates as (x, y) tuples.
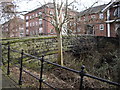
(84, 73), (120, 86)
(44, 59), (80, 74)
(22, 69), (39, 80)
(2, 42), (120, 90)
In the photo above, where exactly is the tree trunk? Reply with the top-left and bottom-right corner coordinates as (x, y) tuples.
(57, 31), (63, 66)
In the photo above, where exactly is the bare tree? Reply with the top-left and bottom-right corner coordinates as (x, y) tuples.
(1, 1), (25, 38)
(1, 0), (79, 65)
(35, 0), (78, 66)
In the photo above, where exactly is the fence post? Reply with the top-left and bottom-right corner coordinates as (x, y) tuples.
(79, 65), (85, 90)
(19, 49), (23, 85)
(39, 55), (44, 90)
(7, 42), (10, 75)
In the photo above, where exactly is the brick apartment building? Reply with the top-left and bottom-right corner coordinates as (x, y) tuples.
(2, 17), (25, 37)
(77, 0), (120, 37)
(24, 3), (57, 36)
(24, 1), (120, 37)
(24, 3), (78, 36)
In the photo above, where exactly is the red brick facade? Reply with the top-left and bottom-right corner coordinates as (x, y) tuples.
(2, 17), (24, 37)
(78, 1), (120, 37)
(24, 2), (120, 37)
(24, 3), (56, 36)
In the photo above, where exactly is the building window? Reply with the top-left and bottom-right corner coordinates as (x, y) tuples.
(51, 19), (55, 24)
(26, 16), (29, 20)
(26, 22), (28, 27)
(36, 22), (38, 26)
(69, 22), (72, 26)
(36, 30), (38, 35)
(73, 30), (76, 33)
(39, 12), (42, 15)
(39, 28), (43, 33)
(62, 12), (65, 16)
(114, 7), (120, 18)
(6, 28), (8, 31)
(50, 10), (53, 15)
(40, 24), (42, 27)
(99, 24), (104, 30)
(30, 22), (32, 27)
(99, 13), (104, 19)
(30, 16), (32, 19)
(33, 22), (35, 26)
(30, 31), (32, 35)
(1, 26), (3, 30)
(39, 12), (42, 18)
(33, 30), (35, 35)
(39, 19), (42, 25)
(26, 29), (29, 34)
(79, 18), (81, 21)
(36, 13), (38, 17)
(83, 16), (88, 21)
(33, 14), (34, 18)
(74, 22), (76, 26)
(77, 27), (81, 32)
(91, 15), (96, 19)
(50, 29), (54, 34)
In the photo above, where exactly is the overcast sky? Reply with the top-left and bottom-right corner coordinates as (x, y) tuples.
(0, 0), (112, 24)
(16, 0), (112, 12)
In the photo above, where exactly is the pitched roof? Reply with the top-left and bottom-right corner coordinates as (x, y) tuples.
(79, 4), (108, 16)
(24, 3), (55, 15)
(2, 16), (24, 25)
(102, 0), (120, 12)
(25, 3), (79, 15)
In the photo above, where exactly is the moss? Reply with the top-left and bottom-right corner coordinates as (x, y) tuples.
(44, 50), (58, 56)
(2, 36), (57, 45)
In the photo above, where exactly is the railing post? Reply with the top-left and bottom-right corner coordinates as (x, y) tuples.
(79, 65), (85, 90)
(7, 42), (10, 75)
(39, 55), (44, 90)
(19, 49), (23, 85)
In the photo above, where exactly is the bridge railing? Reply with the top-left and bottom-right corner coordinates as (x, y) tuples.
(2, 42), (120, 90)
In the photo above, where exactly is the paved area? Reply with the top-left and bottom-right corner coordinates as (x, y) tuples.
(2, 72), (20, 89)
(2, 74), (16, 88)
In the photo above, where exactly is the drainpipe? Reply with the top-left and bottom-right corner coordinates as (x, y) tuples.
(107, 9), (110, 37)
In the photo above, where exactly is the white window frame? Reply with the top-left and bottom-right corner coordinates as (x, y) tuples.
(6, 28), (8, 31)
(99, 24), (104, 30)
(26, 29), (29, 34)
(30, 16), (32, 19)
(39, 19), (42, 25)
(36, 30), (38, 35)
(39, 12), (42, 15)
(33, 14), (34, 18)
(36, 22), (38, 26)
(30, 22), (32, 27)
(79, 18), (81, 21)
(99, 13), (104, 19)
(33, 22), (34, 26)
(50, 29), (54, 34)
(50, 11), (53, 15)
(69, 22), (72, 26)
(77, 27), (81, 32)
(73, 30), (76, 33)
(26, 16), (29, 20)
(26, 22), (29, 27)
(36, 13), (38, 17)
(51, 19), (55, 24)
(91, 15), (96, 19)
(39, 28), (43, 33)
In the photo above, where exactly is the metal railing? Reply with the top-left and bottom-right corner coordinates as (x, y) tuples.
(2, 42), (120, 90)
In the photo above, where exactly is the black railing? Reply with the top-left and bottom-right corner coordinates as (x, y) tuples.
(2, 42), (120, 90)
